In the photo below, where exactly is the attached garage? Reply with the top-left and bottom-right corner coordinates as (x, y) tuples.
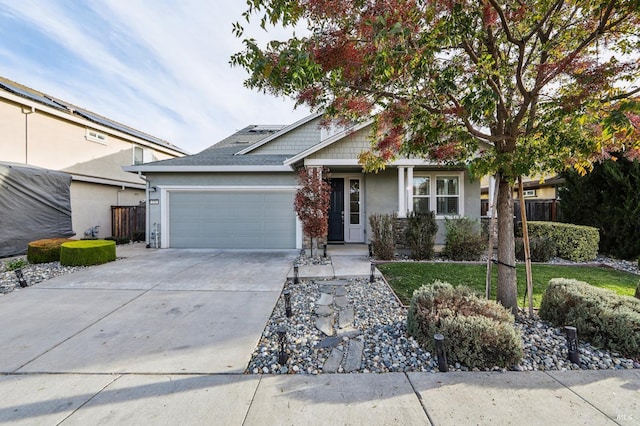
(167, 189), (297, 249)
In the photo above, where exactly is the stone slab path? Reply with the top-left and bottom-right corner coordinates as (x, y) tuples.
(312, 279), (365, 373)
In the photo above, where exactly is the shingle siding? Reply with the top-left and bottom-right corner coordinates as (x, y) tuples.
(252, 117), (323, 154)
(307, 126), (372, 160)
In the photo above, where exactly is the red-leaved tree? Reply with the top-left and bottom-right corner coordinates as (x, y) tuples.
(232, 0), (640, 313)
(294, 167), (331, 257)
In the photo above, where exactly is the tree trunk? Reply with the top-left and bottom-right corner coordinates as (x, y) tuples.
(496, 176), (518, 314)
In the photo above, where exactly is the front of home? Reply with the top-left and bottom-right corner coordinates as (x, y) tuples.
(125, 114), (480, 249)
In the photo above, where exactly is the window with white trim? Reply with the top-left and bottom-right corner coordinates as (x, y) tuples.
(412, 174), (461, 217)
(436, 176), (459, 215)
(413, 177), (430, 212)
(86, 128), (107, 144)
(133, 146), (154, 165)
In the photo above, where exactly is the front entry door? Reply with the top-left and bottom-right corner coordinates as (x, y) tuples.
(328, 178), (344, 242)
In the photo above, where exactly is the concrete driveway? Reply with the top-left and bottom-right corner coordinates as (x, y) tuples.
(0, 248), (296, 375)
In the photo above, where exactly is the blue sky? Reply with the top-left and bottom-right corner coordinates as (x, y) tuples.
(0, 1), (311, 154)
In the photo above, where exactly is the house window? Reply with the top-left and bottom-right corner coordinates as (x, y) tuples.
(413, 177), (430, 212)
(412, 174), (461, 216)
(349, 179), (360, 225)
(86, 129), (107, 144)
(133, 146), (154, 165)
(436, 176), (459, 215)
(523, 189), (536, 198)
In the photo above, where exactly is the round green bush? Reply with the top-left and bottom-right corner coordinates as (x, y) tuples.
(27, 238), (76, 264)
(60, 240), (116, 266)
(407, 281), (523, 368)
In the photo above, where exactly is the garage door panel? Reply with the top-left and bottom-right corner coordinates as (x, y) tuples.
(169, 191), (296, 249)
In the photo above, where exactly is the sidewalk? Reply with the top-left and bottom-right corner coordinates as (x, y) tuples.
(0, 244), (637, 425)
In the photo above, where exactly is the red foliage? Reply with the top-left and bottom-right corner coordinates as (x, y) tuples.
(294, 167), (331, 240)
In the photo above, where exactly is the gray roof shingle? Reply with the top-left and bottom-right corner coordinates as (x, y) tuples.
(138, 125), (290, 167)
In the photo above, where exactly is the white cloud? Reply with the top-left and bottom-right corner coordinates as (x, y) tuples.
(0, 0), (310, 153)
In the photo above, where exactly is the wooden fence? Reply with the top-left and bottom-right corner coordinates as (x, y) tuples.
(481, 199), (561, 222)
(111, 205), (146, 241)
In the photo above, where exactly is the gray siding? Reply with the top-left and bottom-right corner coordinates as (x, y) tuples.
(251, 117), (323, 155)
(308, 127), (372, 160)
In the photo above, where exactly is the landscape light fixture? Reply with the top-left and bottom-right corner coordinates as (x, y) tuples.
(370, 263), (376, 283)
(368, 244), (373, 257)
(293, 265), (299, 284)
(283, 289), (292, 318)
(434, 333), (448, 372)
(564, 326), (580, 364)
(277, 325), (288, 365)
(323, 244), (327, 258)
(15, 269), (28, 288)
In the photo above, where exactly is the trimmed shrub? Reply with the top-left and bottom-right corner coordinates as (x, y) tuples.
(539, 278), (640, 358)
(442, 217), (486, 261)
(527, 222), (599, 262)
(60, 240), (116, 266)
(405, 211), (438, 260)
(515, 236), (555, 262)
(27, 238), (76, 264)
(369, 213), (397, 260)
(407, 281), (523, 368)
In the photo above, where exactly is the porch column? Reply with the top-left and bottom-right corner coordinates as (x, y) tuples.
(406, 166), (414, 214)
(398, 166), (406, 218)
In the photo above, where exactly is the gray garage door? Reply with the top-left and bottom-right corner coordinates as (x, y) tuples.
(169, 191), (296, 249)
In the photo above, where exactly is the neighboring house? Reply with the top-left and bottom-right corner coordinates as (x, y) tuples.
(126, 113), (480, 250)
(480, 174), (563, 221)
(0, 77), (188, 239)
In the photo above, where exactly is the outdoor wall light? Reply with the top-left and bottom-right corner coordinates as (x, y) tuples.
(278, 325), (288, 365)
(283, 289), (292, 318)
(293, 265), (299, 284)
(434, 333), (448, 372)
(370, 263), (376, 283)
(15, 269), (28, 288)
(564, 326), (580, 364)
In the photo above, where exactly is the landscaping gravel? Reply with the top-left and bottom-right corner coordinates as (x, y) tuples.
(0, 255), (86, 295)
(247, 276), (640, 375)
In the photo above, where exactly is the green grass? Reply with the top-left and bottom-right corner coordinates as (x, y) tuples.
(377, 262), (640, 307)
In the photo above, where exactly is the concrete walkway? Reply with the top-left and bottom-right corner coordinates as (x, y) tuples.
(0, 244), (638, 425)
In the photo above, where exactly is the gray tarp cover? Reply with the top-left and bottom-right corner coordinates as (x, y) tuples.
(0, 163), (74, 257)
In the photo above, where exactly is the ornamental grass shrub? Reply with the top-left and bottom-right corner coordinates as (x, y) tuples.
(60, 240), (116, 266)
(442, 217), (486, 261)
(27, 238), (76, 264)
(405, 210), (438, 260)
(539, 278), (640, 358)
(369, 213), (397, 260)
(407, 281), (523, 368)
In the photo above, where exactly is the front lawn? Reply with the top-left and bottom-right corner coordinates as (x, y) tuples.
(377, 262), (639, 307)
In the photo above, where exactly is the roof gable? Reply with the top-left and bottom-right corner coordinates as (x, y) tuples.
(235, 112), (323, 155)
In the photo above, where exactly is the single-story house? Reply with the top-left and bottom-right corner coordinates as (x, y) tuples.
(125, 113), (480, 249)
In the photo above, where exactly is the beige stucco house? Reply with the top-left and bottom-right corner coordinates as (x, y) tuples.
(0, 77), (187, 239)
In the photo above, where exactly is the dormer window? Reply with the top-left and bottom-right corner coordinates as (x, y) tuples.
(86, 128), (107, 144)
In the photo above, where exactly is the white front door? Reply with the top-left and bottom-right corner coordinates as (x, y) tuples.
(345, 177), (364, 242)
